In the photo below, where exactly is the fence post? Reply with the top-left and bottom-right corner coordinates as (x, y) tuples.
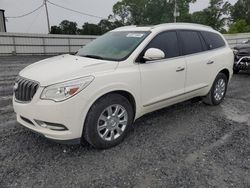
(42, 37), (46, 55)
(68, 38), (71, 54)
(12, 36), (16, 55)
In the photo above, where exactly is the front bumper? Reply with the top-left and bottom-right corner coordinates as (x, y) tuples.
(234, 56), (250, 71)
(13, 87), (90, 144)
(235, 52), (250, 61)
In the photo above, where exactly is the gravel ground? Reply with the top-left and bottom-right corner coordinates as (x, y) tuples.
(0, 56), (249, 188)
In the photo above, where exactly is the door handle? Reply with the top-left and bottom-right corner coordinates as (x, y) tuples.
(176, 67), (185, 72)
(207, 60), (214, 65)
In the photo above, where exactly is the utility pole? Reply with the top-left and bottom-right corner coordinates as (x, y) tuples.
(166, 0), (179, 23)
(44, 0), (51, 33)
(174, 0), (177, 22)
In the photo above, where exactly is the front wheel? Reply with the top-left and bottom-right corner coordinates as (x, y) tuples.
(203, 73), (228, 105)
(83, 93), (134, 149)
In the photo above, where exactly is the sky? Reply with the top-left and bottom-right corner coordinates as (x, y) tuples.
(1, 0), (238, 34)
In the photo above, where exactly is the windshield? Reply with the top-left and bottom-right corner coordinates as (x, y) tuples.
(77, 31), (150, 61)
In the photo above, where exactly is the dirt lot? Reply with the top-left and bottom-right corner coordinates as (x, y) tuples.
(0, 56), (249, 188)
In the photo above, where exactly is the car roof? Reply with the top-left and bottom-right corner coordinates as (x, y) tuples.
(114, 23), (215, 33)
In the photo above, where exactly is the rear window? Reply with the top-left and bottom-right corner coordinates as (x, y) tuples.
(201, 31), (225, 50)
(179, 31), (203, 55)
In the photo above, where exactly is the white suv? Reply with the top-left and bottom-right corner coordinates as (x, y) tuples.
(13, 23), (234, 149)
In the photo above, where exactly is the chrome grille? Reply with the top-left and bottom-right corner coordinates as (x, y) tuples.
(14, 77), (39, 102)
(237, 52), (250, 57)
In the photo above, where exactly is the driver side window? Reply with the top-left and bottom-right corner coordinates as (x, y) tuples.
(137, 31), (180, 62)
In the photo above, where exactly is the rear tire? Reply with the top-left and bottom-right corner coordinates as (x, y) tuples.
(83, 93), (134, 149)
(203, 73), (228, 106)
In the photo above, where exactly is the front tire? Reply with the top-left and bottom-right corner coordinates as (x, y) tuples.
(83, 93), (134, 149)
(203, 73), (228, 106)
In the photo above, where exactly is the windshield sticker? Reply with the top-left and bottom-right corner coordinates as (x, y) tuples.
(126, 33), (144, 38)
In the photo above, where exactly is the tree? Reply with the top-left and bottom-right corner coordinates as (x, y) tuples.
(50, 26), (62, 34)
(112, 0), (196, 25)
(79, 22), (102, 35)
(50, 19), (124, 35)
(231, 0), (250, 24)
(98, 19), (124, 33)
(50, 20), (78, 35)
(228, 19), (250, 33)
(59, 20), (78, 35)
(191, 0), (231, 31)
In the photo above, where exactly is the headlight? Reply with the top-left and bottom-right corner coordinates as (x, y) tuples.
(41, 76), (94, 102)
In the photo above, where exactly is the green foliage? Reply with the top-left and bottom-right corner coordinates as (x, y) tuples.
(59, 20), (78, 35)
(50, 0), (250, 35)
(50, 19), (124, 35)
(112, 0), (196, 25)
(228, 19), (250, 33)
(98, 19), (124, 33)
(79, 22), (102, 35)
(231, 0), (250, 24)
(50, 26), (62, 34)
(191, 0), (231, 31)
(50, 20), (78, 35)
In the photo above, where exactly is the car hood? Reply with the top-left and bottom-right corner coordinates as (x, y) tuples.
(234, 44), (250, 50)
(19, 54), (118, 86)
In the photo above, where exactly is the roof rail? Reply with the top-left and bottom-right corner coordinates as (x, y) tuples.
(153, 22), (213, 29)
(114, 25), (137, 30)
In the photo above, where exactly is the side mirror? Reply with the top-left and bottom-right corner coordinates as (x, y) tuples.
(143, 48), (165, 61)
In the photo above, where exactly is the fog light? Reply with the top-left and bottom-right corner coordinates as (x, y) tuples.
(35, 120), (68, 131)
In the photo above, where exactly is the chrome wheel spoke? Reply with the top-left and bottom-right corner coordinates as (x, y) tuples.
(110, 130), (115, 141)
(99, 114), (108, 122)
(116, 127), (123, 135)
(97, 104), (128, 142)
(118, 109), (126, 118)
(119, 119), (127, 125)
(214, 78), (226, 101)
(103, 129), (110, 139)
(113, 105), (120, 116)
(107, 106), (113, 117)
(97, 123), (107, 131)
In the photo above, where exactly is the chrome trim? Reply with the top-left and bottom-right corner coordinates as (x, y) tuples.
(143, 85), (209, 107)
(236, 56), (250, 66)
(14, 76), (40, 103)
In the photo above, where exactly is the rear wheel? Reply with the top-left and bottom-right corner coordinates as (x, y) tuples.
(83, 93), (134, 149)
(203, 73), (228, 105)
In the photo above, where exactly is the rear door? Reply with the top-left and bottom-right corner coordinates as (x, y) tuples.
(178, 30), (213, 93)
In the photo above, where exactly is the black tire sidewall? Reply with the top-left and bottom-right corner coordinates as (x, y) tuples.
(83, 94), (134, 149)
(211, 73), (228, 105)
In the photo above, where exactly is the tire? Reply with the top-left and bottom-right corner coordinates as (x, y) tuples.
(203, 73), (228, 106)
(83, 93), (134, 149)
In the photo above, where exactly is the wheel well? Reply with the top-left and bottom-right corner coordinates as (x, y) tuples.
(219, 69), (230, 80)
(99, 90), (136, 119)
(113, 91), (136, 118)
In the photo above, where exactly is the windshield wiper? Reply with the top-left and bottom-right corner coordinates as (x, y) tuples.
(83, 55), (104, 60)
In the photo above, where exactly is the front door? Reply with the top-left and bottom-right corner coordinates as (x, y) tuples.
(139, 31), (186, 108)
